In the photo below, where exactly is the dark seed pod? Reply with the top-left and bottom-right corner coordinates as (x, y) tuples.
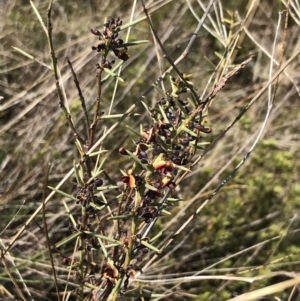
(94, 178), (103, 187)
(91, 28), (101, 35)
(159, 98), (166, 105)
(118, 147), (128, 155)
(62, 257), (71, 266)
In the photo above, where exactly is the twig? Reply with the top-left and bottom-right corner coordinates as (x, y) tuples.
(42, 163), (61, 301)
(67, 57), (90, 139)
(270, 1), (290, 102)
(89, 68), (103, 148)
(47, 0), (84, 145)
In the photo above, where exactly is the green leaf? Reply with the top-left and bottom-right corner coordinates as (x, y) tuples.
(107, 214), (133, 220)
(167, 197), (181, 202)
(29, 0), (47, 35)
(101, 113), (140, 119)
(136, 239), (161, 253)
(89, 150), (108, 156)
(145, 183), (159, 191)
(149, 231), (164, 243)
(124, 293), (166, 298)
(125, 124), (143, 138)
(181, 125), (197, 137)
(113, 40), (149, 48)
(87, 169), (104, 184)
(73, 160), (84, 186)
(152, 84), (166, 98)
(103, 68), (124, 82)
(83, 231), (122, 245)
(173, 164), (191, 172)
(89, 202), (106, 211)
(54, 232), (81, 248)
(97, 237), (108, 258)
(96, 185), (119, 191)
(117, 16), (147, 31)
(62, 200), (77, 226)
(12, 46), (51, 69)
(102, 61), (123, 82)
(120, 169), (127, 176)
(48, 186), (78, 201)
(141, 101), (153, 116)
(214, 51), (224, 60)
(125, 149), (147, 169)
(161, 209), (171, 215)
(158, 105), (170, 123)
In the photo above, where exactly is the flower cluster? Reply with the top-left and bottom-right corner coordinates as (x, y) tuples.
(72, 176), (103, 207)
(91, 17), (129, 69)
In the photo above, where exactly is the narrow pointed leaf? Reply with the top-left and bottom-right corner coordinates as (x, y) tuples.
(167, 197), (181, 202)
(118, 16), (147, 31)
(124, 293), (166, 298)
(173, 164), (191, 172)
(125, 124), (143, 138)
(103, 68), (124, 82)
(84, 231), (122, 245)
(12, 47), (51, 69)
(150, 231), (164, 243)
(102, 61), (123, 83)
(48, 186), (78, 201)
(158, 105), (170, 123)
(141, 101), (152, 116)
(113, 40), (149, 48)
(161, 209), (171, 215)
(97, 237), (108, 258)
(136, 239), (161, 254)
(125, 149), (147, 168)
(96, 185), (119, 191)
(101, 113), (140, 119)
(180, 125), (197, 137)
(54, 232), (81, 248)
(89, 202), (106, 211)
(120, 169), (127, 176)
(152, 84), (166, 97)
(214, 51), (224, 60)
(30, 0), (47, 35)
(62, 200), (77, 226)
(145, 183), (159, 191)
(89, 150), (108, 156)
(107, 214), (133, 220)
(73, 160), (84, 186)
(87, 170), (104, 183)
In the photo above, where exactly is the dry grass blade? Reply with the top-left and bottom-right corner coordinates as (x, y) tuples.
(0, 250), (28, 301)
(227, 276), (300, 301)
